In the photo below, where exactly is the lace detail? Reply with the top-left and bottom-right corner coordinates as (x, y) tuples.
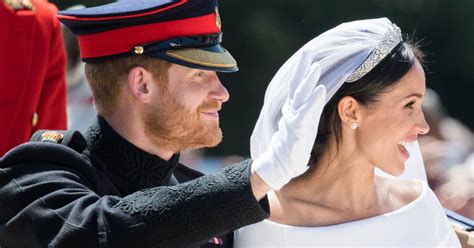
(346, 23), (402, 82)
(116, 187), (167, 217)
(217, 161), (267, 230)
(112, 160), (268, 233)
(85, 117), (179, 194)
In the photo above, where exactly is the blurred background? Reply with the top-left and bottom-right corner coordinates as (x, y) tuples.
(54, 0), (473, 218)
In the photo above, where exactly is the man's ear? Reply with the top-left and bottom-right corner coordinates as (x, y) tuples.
(127, 66), (154, 103)
(337, 96), (361, 127)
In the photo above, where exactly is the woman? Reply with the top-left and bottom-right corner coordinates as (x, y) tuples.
(235, 18), (460, 247)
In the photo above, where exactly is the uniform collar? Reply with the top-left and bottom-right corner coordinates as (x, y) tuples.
(85, 116), (180, 194)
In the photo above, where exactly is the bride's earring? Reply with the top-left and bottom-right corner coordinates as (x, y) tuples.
(350, 122), (358, 130)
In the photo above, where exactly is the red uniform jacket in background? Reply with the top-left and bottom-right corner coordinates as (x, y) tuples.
(0, 0), (67, 156)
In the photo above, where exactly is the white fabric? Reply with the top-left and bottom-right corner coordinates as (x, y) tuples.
(253, 65), (327, 190)
(250, 18), (428, 184)
(234, 180), (461, 247)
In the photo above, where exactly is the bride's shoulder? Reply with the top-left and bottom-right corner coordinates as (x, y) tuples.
(380, 176), (426, 205)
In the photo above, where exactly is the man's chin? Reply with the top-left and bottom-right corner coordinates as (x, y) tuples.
(192, 130), (223, 149)
(203, 138), (222, 148)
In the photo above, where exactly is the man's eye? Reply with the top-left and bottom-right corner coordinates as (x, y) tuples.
(194, 72), (204, 77)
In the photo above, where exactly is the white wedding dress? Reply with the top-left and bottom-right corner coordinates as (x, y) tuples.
(234, 179), (460, 247)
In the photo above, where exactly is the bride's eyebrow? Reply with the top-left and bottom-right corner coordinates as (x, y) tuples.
(403, 92), (424, 99)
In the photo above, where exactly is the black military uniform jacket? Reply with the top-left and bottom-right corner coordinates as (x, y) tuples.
(0, 117), (269, 247)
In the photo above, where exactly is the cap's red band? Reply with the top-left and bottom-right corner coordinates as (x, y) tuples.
(57, 0), (187, 21)
(77, 13), (219, 59)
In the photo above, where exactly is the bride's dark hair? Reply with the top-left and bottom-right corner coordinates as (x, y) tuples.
(309, 39), (425, 165)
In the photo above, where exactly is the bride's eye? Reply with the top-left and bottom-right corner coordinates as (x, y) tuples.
(405, 100), (416, 109)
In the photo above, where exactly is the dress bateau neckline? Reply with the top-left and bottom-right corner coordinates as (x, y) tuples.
(264, 178), (427, 229)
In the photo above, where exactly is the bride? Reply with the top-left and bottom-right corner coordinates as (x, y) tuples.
(235, 18), (460, 247)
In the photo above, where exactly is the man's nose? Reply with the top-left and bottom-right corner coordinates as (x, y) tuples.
(210, 73), (230, 103)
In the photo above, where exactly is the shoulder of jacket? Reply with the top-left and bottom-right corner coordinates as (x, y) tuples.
(1, 130), (90, 170)
(30, 130), (87, 152)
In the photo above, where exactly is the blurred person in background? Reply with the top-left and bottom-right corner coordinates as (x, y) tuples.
(437, 154), (474, 220)
(181, 148), (245, 174)
(61, 7), (96, 134)
(420, 88), (474, 219)
(0, 0), (67, 156)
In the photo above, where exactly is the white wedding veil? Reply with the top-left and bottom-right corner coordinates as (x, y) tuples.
(250, 18), (427, 181)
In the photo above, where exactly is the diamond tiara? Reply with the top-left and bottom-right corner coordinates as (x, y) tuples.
(346, 23), (403, 83)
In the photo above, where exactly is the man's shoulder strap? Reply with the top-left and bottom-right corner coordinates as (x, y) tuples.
(1, 130), (104, 190)
(1, 130), (89, 169)
(29, 130), (88, 154)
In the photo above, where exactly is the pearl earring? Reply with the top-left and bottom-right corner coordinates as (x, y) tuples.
(350, 122), (358, 130)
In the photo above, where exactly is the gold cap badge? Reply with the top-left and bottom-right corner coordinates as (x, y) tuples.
(40, 131), (64, 143)
(133, 46), (144, 55)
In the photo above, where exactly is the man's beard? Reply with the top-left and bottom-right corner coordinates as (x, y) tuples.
(142, 90), (223, 153)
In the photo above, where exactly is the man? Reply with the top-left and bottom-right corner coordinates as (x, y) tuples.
(0, 0), (67, 156)
(0, 0), (324, 247)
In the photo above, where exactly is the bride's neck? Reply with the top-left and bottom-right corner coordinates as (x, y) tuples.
(287, 150), (382, 211)
(269, 140), (391, 226)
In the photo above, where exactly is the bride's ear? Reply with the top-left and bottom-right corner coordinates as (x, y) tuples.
(337, 96), (361, 128)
